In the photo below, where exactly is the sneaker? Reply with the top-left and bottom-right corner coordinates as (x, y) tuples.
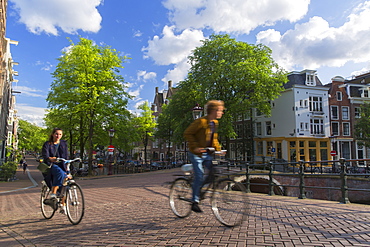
(44, 198), (58, 210)
(60, 204), (67, 215)
(191, 202), (203, 213)
(50, 193), (57, 199)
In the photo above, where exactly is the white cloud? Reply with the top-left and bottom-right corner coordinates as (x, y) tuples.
(256, 1), (370, 71)
(16, 103), (46, 127)
(10, 0), (103, 35)
(163, 0), (309, 34)
(161, 59), (190, 86)
(13, 85), (44, 97)
(137, 70), (157, 81)
(127, 84), (144, 99)
(142, 25), (204, 65)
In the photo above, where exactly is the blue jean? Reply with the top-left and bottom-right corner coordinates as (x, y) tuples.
(51, 164), (67, 187)
(188, 152), (213, 203)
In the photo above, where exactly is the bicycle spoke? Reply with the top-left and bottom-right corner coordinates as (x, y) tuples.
(40, 184), (56, 219)
(169, 178), (192, 218)
(66, 183), (85, 225)
(211, 179), (248, 227)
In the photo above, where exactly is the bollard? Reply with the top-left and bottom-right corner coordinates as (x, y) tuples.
(245, 163), (251, 193)
(268, 162), (275, 196)
(298, 160), (306, 199)
(339, 158), (350, 204)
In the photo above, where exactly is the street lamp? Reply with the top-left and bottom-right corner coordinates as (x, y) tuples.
(108, 128), (115, 145)
(329, 135), (337, 173)
(107, 128), (115, 175)
(192, 104), (203, 120)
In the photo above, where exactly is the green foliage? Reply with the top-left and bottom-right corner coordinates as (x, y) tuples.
(18, 119), (47, 153)
(159, 34), (288, 142)
(46, 37), (132, 165)
(355, 103), (370, 147)
(0, 161), (17, 181)
(133, 102), (157, 144)
(132, 102), (157, 163)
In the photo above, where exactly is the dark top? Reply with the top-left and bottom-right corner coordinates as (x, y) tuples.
(42, 140), (69, 171)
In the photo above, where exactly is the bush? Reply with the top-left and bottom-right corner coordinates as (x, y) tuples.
(0, 161), (17, 181)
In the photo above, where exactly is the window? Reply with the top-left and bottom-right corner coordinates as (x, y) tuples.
(355, 107), (361, 118)
(310, 118), (324, 135)
(360, 89), (369, 98)
(343, 122), (350, 136)
(309, 96), (323, 112)
(266, 121), (272, 135)
(331, 106), (338, 120)
(257, 141), (263, 155)
(256, 122), (262, 135)
(342, 106), (349, 120)
(6, 131), (12, 146)
(332, 122), (339, 136)
(236, 123), (242, 138)
(336, 91), (342, 101)
(306, 74), (315, 85)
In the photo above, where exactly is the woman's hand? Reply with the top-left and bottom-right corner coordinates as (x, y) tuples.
(49, 157), (57, 162)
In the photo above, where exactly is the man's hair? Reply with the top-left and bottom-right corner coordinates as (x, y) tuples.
(206, 100), (224, 114)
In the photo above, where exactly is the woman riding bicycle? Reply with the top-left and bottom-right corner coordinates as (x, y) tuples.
(184, 100), (225, 213)
(42, 127), (70, 213)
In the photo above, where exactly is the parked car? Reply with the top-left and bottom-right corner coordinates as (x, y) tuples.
(150, 162), (163, 170)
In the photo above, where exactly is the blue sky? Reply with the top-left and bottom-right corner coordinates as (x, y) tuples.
(6, 0), (370, 126)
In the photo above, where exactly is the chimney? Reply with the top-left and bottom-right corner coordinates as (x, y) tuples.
(155, 87), (158, 94)
(168, 80), (172, 89)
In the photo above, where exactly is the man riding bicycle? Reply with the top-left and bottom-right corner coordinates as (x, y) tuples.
(184, 100), (225, 213)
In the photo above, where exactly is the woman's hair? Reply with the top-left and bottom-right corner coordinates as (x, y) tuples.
(48, 127), (63, 143)
(206, 100), (224, 114)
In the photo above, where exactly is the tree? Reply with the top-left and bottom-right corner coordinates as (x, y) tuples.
(185, 34), (287, 132)
(17, 119), (47, 155)
(159, 34), (288, 158)
(354, 103), (370, 147)
(132, 102), (157, 164)
(155, 104), (176, 161)
(47, 37), (131, 173)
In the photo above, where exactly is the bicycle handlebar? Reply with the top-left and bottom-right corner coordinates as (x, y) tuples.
(56, 158), (81, 163)
(201, 147), (227, 154)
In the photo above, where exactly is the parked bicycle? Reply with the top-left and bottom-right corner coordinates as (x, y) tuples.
(169, 149), (248, 227)
(40, 158), (85, 225)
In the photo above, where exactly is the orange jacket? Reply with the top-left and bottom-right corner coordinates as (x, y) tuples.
(184, 116), (221, 156)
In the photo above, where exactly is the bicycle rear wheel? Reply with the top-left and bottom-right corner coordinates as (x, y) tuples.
(66, 182), (85, 225)
(211, 178), (248, 227)
(40, 183), (56, 219)
(169, 178), (192, 218)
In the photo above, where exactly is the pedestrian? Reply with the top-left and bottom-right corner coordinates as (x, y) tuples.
(41, 127), (70, 214)
(183, 100), (225, 213)
(22, 161), (28, 174)
(19, 158), (24, 168)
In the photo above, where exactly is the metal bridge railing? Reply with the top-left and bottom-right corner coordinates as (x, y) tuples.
(220, 158), (370, 204)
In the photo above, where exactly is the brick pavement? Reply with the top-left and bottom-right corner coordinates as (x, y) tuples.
(1, 156), (370, 246)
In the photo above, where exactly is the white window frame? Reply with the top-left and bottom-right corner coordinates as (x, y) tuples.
(343, 122), (350, 136)
(331, 105), (338, 120)
(342, 106), (349, 120)
(336, 91), (342, 101)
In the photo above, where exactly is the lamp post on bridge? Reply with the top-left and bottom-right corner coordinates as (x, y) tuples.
(107, 128), (115, 175)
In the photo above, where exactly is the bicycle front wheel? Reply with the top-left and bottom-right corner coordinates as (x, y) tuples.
(169, 178), (192, 218)
(211, 178), (248, 227)
(40, 183), (56, 219)
(66, 182), (85, 225)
